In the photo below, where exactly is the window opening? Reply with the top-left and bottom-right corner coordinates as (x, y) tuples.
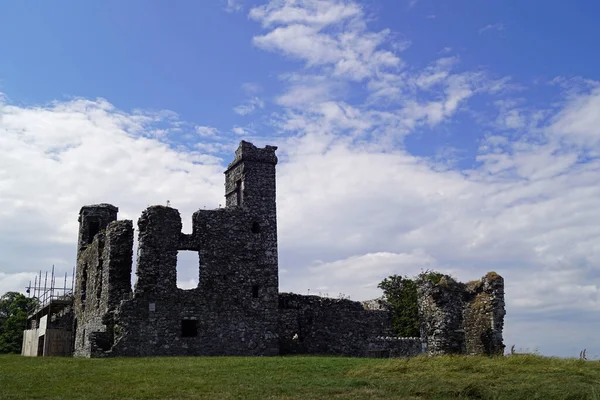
(88, 218), (100, 244)
(235, 179), (243, 206)
(176, 251), (201, 289)
(80, 265), (88, 311)
(96, 259), (103, 308)
(37, 335), (45, 356)
(251, 221), (261, 234)
(252, 285), (259, 298)
(181, 319), (198, 337)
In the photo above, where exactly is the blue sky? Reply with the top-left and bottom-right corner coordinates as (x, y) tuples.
(3, 0), (599, 172)
(4, 0), (600, 150)
(1, 0), (600, 358)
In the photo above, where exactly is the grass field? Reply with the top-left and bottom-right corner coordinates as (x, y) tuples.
(1, 354), (600, 399)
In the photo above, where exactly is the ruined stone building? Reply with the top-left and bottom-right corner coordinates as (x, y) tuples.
(23, 140), (506, 358)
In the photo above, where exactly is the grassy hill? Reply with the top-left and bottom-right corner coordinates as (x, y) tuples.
(1, 354), (599, 399)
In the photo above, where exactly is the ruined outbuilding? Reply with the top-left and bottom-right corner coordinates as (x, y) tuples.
(32, 141), (505, 358)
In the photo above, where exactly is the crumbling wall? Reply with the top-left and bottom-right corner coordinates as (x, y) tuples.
(106, 205), (279, 357)
(417, 276), (466, 355)
(74, 230), (105, 357)
(73, 206), (133, 357)
(69, 142), (504, 360)
(74, 141), (281, 358)
(278, 293), (401, 357)
(417, 272), (505, 356)
(133, 206), (182, 296)
(463, 272), (505, 356)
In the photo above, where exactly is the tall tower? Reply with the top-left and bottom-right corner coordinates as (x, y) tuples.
(77, 204), (119, 252)
(224, 141), (278, 216)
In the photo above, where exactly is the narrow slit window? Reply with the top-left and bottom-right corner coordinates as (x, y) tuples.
(235, 179), (243, 206)
(251, 221), (261, 234)
(252, 285), (259, 298)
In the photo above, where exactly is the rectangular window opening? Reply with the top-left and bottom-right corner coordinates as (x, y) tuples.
(177, 251), (201, 290)
(88, 218), (100, 244)
(181, 319), (198, 337)
(252, 285), (259, 298)
(235, 179), (243, 206)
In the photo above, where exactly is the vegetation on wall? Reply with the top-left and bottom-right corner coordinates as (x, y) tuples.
(377, 270), (446, 337)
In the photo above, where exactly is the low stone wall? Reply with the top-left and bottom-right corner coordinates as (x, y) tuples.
(278, 293), (395, 357)
(366, 337), (424, 358)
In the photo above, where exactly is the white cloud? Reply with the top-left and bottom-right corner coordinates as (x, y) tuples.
(250, 0), (400, 81)
(224, 0), (243, 13)
(0, 272), (37, 295)
(479, 23), (505, 34)
(0, 95), (225, 284)
(548, 87), (600, 149)
(232, 126), (248, 135)
(241, 82), (262, 95)
(243, 0), (600, 358)
(233, 97), (265, 116)
(195, 125), (219, 138)
(249, 0), (362, 29)
(283, 250), (436, 299)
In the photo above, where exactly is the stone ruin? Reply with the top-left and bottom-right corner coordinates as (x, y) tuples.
(24, 140), (506, 358)
(417, 273), (506, 356)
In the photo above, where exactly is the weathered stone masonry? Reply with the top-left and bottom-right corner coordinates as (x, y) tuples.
(72, 140), (505, 358)
(417, 273), (506, 356)
(74, 141), (279, 357)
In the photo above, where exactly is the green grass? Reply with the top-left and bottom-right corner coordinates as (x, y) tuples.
(1, 354), (600, 399)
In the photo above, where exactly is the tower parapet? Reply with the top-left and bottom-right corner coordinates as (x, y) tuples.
(77, 204), (118, 251)
(224, 141), (278, 211)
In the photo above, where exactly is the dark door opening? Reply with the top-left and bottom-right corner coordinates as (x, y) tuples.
(37, 335), (45, 356)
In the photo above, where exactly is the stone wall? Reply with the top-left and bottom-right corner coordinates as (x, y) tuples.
(70, 141), (504, 359)
(278, 293), (408, 357)
(73, 211), (134, 357)
(417, 276), (467, 355)
(105, 205), (279, 357)
(417, 273), (505, 356)
(463, 272), (505, 356)
(73, 141), (280, 357)
(366, 337), (424, 358)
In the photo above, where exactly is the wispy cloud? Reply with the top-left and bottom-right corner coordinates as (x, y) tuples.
(241, 82), (262, 95)
(195, 125), (219, 138)
(224, 0), (243, 13)
(232, 126), (248, 135)
(233, 97), (265, 116)
(244, 0), (600, 358)
(479, 23), (505, 34)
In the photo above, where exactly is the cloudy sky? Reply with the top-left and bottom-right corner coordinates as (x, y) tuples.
(1, 0), (600, 357)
